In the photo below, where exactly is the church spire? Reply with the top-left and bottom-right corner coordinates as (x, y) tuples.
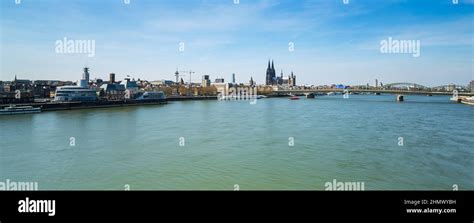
(271, 60), (275, 71)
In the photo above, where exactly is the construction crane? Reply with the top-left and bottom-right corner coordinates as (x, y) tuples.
(177, 70), (195, 87)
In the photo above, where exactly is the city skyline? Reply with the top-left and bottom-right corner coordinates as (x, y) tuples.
(1, 0), (473, 86)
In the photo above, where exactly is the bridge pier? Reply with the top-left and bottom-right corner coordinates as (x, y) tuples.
(396, 95), (404, 102)
(305, 93), (315, 98)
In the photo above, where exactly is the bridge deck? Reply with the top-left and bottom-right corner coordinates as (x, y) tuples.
(274, 89), (474, 96)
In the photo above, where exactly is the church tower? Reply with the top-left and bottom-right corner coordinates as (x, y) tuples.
(289, 71), (296, 87)
(266, 60), (272, 85)
(271, 60), (276, 84)
(266, 60), (277, 85)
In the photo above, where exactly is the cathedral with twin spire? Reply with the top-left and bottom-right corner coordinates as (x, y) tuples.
(265, 60), (296, 86)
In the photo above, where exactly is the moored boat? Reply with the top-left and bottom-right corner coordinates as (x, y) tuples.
(0, 105), (42, 115)
(289, 95), (300, 100)
(460, 96), (474, 106)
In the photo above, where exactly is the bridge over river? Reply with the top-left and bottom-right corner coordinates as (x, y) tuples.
(274, 89), (474, 97)
(274, 82), (473, 98)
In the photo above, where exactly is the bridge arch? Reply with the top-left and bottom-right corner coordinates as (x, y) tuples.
(383, 82), (429, 90)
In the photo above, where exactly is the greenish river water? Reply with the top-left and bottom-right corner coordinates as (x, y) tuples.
(1, 95), (473, 190)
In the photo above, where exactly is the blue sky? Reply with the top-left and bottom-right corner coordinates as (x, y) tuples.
(1, 0), (473, 86)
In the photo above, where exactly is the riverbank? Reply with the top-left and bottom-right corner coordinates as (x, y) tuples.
(0, 96), (218, 112)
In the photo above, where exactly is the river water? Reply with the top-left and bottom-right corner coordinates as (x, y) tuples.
(1, 95), (473, 190)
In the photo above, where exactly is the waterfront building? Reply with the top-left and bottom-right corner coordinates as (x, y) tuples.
(11, 75), (32, 92)
(32, 80), (59, 98)
(469, 80), (474, 92)
(0, 91), (34, 104)
(3, 84), (12, 93)
(215, 78), (225, 83)
(202, 75), (211, 87)
(54, 67), (98, 102)
(54, 86), (98, 102)
(100, 83), (125, 101)
(122, 78), (138, 91)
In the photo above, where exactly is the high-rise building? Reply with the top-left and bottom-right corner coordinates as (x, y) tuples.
(469, 80), (474, 92)
(80, 67), (90, 88)
(202, 75), (211, 87)
(249, 77), (255, 86)
(232, 73), (236, 84)
(375, 79), (378, 88)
